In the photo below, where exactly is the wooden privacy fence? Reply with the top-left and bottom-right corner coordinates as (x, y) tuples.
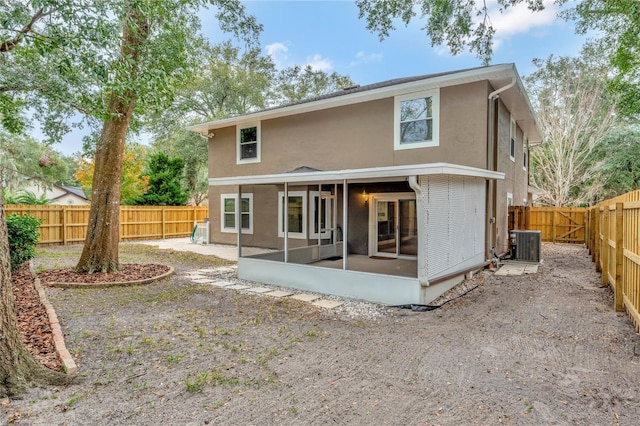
(585, 188), (640, 333)
(5, 204), (209, 245)
(509, 206), (586, 243)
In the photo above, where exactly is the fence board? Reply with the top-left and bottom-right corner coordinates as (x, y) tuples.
(509, 206), (586, 243)
(5, 204), (208, 245)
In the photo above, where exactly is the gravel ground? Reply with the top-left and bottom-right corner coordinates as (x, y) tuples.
(2, 242), (640, 425)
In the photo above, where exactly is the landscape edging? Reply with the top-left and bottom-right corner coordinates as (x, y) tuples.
(29, 261), (78, 375)
(47, 266), (175, 289)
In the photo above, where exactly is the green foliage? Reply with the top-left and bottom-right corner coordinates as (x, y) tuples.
(131, 153), (189, 206)
(592, 128), (640, 200)
(273, 65), (356, 105)
(6, 214), (43, 270)
(4, 190), (50, 205)
(356, 0), (545, 64)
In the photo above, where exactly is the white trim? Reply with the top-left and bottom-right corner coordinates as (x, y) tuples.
(394, 89), (440, 150)
(278, 191), (307, 239)
(368, 193), (417, 258)
(236, 122), (261, 164)
(309, 191), (332, 239)
(523, 137), (528, 170)
(220, 193), (253, 234)
(209, 163), (504, 186)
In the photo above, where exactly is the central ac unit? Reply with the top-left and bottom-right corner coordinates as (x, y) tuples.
(510, 230), (541, 263)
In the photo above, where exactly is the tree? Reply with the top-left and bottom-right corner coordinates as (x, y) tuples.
(150, 131), (208, 206)
(75, 1), (260, 274)
(74, 143), (150, 203)
(131, 153), (189, 206)
(0, 190), (69, 397)
(571, 0), (640, 118)
(592, 128), (640, 200)
(0, 131), (77, 192)
(356, 0), (546, 64)
(272, 65), (356, 105)
(527, 55), (618, 206)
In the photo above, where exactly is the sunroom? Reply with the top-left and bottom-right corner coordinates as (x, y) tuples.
(212, 162), (503, 305)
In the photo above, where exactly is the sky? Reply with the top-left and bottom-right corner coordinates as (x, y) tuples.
(51, 0), (587, 156)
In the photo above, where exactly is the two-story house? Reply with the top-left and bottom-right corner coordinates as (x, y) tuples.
(188, 63), (541, 305)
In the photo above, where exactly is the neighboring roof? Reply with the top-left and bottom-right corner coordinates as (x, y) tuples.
(208, 162), (505, 186)
(188, 63), (541, 143)
(60, 185), (88, 200)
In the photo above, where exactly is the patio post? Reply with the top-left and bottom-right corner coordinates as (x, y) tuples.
(237, 185), (242, 259)
(342, 179), (348, 270)
(284, 182), (288, 263)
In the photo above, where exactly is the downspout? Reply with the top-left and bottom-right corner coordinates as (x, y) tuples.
(408, 176), (429, 287)
(486, 77), (516, 258)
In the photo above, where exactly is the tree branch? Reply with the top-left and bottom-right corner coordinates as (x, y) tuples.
(0, 8), (53, 53)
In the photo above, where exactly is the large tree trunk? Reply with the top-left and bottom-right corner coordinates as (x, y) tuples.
(0, 191), (68, 397)
(75, 3), (149, 273)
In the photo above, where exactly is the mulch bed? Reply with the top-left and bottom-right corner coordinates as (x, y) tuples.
(11, 263), (171, 372)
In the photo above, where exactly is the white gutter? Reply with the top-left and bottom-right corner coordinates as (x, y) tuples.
(488, 76), (516, 100)
(408, 176), (429, 287)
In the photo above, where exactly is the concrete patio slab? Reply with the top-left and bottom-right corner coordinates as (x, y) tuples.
(291, 293), (321, 302)
(312, 299), (343, 309)
(210, 280), (233, 287)
(226, 284), (251, 290)
(246, 287), (273, 294)
(265, 290), (293, 298)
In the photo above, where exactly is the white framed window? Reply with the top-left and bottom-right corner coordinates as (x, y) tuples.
(278, 191), (307, 239)
(523, 137), (528, 170)
(310, 191), (333, 239)
(509, 117), (516, 161)
(236, 122), (260, 164)
(394, 89), (440, 150)
(507, 192), (514, 208)
(220, 193), (253, 234)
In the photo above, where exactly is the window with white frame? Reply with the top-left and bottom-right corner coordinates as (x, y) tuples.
(523, 137), (528, 170)
(509, 118), (516, 161)
(507, 192), (514, 208)
(220, 193), (253, 234)
(278, 191), (307, 239)
(310, 191), (332, 239)
(394, 89), (440, 150)
(237, 123), (260, 164)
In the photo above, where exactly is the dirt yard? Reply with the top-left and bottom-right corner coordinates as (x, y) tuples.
(2, 243), (639, 425)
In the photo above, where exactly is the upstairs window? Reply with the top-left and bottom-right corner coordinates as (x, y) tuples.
(509, 118), (516, 161)
(523, 137), (528, 170)
(237, 123), (260, 164)
(394, 89), (439, 150)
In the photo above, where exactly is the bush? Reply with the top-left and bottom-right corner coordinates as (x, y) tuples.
(7, 214), (43, 270)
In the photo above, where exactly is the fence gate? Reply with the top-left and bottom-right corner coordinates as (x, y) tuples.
(509, 206), (586, 244)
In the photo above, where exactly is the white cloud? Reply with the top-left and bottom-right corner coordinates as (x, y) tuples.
(347, 51), (383, 68)
(305, 54), (333, 71)
(265, 42), (289, 68)
(488, 0), (558, 42)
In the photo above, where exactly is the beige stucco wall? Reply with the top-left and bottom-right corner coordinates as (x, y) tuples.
(208, 81), (491, 178)
(205, 80), (530, 250)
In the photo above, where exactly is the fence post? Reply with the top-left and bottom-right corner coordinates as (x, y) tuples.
(525, 206), (531, 230)
(602, 208), (609, 286)
(161, 207), (166, 239)
(595, 208), (601, 272)
(615, 202), (624, 312)
(62, 206), (67, 245)
(591, 209), (597, 261)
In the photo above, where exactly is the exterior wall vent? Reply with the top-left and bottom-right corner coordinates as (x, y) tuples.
(510, 230), (541, 263)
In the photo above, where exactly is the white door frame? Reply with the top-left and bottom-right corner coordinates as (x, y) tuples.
(368, 192), (417, 259)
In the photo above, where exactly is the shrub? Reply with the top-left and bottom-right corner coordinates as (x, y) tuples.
(7, 214), (43, 270)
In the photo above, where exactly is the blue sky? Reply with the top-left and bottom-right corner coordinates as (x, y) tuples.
(52, 0), (586, 156)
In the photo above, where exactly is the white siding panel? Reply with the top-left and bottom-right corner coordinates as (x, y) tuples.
(420, 175), (486, 279)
